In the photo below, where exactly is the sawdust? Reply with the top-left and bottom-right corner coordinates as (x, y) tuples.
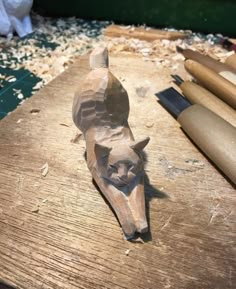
(0, 14), (233, 116)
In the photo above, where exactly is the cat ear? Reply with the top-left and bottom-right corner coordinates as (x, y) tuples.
(95, 143), (112, 159)
(130, 137), (150, 151)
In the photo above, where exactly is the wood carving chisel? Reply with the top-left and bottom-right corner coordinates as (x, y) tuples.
(184, 60), (236, 109)
(177, 46), (236, 84)
(155, 87), (236, 185)
(172, 74), (236, 127)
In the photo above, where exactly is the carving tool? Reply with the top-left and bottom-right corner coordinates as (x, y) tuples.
(225, 53), (236, 71)
(184, 60), (236, 109)
(104, 24), (188, 41)
(176, 46), (236, 84)
(172, 75), (236, 127)
(156, 87), (236, 185)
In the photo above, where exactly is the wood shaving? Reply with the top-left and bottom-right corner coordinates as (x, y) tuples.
(40, 162), (49, 177)
(17, 93), (24, 100)
(104, 29), (231, 72)
(60, 123), (70, 127)
(131, 237), (145, 244)
(70, 132), (82, 144)
(33, 81), (44, 90)
(6, 76), (16, 82)
(31, 204), (39, 213)
(145, 122), (154, 128)
(30, 108), (40, 114)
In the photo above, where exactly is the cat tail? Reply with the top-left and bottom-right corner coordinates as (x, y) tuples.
(89, 46), (109, 69)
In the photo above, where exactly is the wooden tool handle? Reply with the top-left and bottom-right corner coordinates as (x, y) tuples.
(178, 104), (236, 184)
(104, 24), (188, 41)
(184, 60), (236, 109)
(225, 53), (236, 71)
(181, 48), (235, 74)
(180, 81), (236, 127)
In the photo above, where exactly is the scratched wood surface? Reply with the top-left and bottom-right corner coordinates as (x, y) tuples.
(0, 54), (235, 289)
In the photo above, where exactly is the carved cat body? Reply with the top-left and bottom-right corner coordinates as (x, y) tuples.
(72, 47), (150, 238)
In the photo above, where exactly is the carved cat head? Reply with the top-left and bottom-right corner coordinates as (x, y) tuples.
(95, 137), (150, 187)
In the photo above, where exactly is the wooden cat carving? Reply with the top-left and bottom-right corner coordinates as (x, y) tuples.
(72, 46), (150, 238)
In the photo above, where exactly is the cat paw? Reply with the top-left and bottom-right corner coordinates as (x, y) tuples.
(136, 220), (148, 233)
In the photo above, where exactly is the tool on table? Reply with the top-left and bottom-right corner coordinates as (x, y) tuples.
(171, 75), (236, 127)
(184, 60), (236, 109)
(104, 25), (188, 41)
(225, 53), (236, 71)
(155, 87), (236, 185)
(176, 46), (236, 84)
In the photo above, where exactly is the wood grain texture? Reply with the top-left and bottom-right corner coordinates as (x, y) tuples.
(0, 54), (235, 289)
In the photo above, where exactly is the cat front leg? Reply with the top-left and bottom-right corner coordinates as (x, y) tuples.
(128, 176), (148, 233)
(22, 14), (33, 34)
(93, 174), (136, 238)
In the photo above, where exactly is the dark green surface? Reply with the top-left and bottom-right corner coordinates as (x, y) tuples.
(33, 0), (236, 36)
(0, 19), (108, 119)
(0, 67), (42, 119)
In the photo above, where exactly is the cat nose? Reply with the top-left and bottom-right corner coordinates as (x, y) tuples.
(119, 174), (128, 181)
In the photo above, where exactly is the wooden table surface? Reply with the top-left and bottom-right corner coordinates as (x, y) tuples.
(0, 54), (235, 289)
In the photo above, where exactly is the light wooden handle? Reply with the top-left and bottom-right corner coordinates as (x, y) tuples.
(225, 53), (236, 71)
(178, 104), (236, 184)
(184, 60), (236, 109)
(104, 24), (187, 41)
(181, 49), (236, 74)
(180, 81), (236, 127)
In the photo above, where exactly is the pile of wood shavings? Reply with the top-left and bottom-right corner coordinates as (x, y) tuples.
(0, 14), (109, 88)
(103, 32), (234, 74)
(0, 15), (233, 94)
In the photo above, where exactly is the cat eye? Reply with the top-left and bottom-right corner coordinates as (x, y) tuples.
(128, 164), (134, 170)
(109, 165), (117, 171)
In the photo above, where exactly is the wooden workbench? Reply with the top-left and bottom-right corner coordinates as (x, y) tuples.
(0, 54), (235, 289)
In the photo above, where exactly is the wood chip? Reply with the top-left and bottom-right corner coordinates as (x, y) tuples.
(30, 108), (40, 114)
(31, 204), (39, 213)
(70, 132), (82, 143)
(40, 162), (49, 177)
(6, 76), (16, 82)
(145, 122), (154, 128)
(17, 93), (24, 100)
(131, 237), (145, 244)
(33, 81), (44, 90)
(60, 123), (70, 127)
